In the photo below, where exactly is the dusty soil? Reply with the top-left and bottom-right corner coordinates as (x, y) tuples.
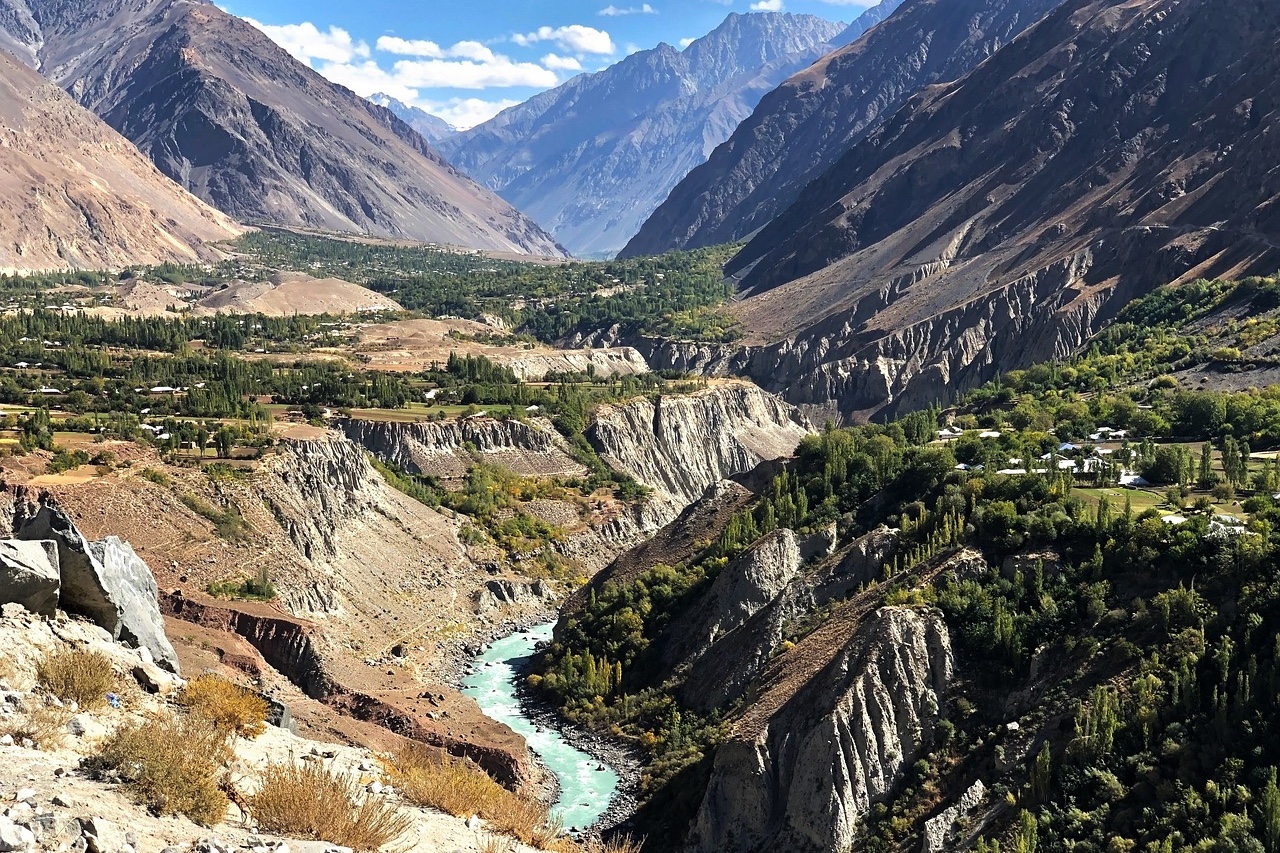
(354, 318), (650, 380)
(196, 272), (401, 316)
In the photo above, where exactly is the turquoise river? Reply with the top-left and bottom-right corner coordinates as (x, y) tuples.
(461, 622), (621, 832)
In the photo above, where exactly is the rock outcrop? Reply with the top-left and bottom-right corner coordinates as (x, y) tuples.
(661, 529), (807, 673)
(685, 0), (1280, 420)
(624, 0), (1062, 257)
(586, 384), (811, 525)
(0, 0), (566, 256)
(0, 541), (59, 618)
(922, 780), (987, 853)
(438, 12), (848, 256)
(687, 607), (953, 853)
(12, 504), (178, 673)
(678, 526), (899, 710)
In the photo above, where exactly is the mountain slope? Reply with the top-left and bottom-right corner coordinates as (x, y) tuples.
(623, 0), (1063, 257)
(438, 12), (847, 257)
(0, 49), (241, 273)
(0, 0), (565, 257)
(369, 93), (455, 144)
(643, 0), (1280, 422)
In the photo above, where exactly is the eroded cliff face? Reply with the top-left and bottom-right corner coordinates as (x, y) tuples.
(341, 417), (585, 482)
(688, 607), (953, 853)
(586, 384), (812, 523)
(630, 231), (1221, 421)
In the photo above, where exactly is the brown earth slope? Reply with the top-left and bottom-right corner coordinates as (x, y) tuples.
(0, 0), (566, 256)
(0, 49), (241, 272)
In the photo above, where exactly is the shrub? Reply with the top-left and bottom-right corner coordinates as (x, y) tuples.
(0, 701), (71, 750)
(90, 712), (231, 824)
(386, 745), (571, 850)
(249, 761), (412, 852)
(205, 567), (276, 602)
(177, 674), (268, 738)
(139, 467), (171, 486)
(36, 648), (116, 707)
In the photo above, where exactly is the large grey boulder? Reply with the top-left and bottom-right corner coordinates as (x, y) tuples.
(15, 505), (179, 673)
(0, 540), (60, 616)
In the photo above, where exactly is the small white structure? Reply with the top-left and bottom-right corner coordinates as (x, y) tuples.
(979, 430), (1002, 439)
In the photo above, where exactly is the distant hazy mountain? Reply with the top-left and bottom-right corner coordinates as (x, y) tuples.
(0, 0), (566, 256)
(0, 49), (240, 272)
(623, 0), (1062, 257)
(368, 94), (456, 144)
(438, 12), (849, 257)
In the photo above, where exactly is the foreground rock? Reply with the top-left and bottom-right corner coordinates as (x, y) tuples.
(0, 541), (60, 618)
(0, 603), (543, 853)
(13, 503), (178, 673)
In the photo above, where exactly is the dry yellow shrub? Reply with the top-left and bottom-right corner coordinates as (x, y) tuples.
(177, 674), (268, 739)
(90, 711), (232, 825)
(36, 647), (116, 707)
(249, 760), (412, 852)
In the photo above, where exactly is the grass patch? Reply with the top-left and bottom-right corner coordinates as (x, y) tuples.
(36, 648), (116, 707)
(204, 462), (252, 483)
(249, 761), (412, 852)
(177, 674), (268, 739)
(385, 745), (572, 851)
(206, 566), (277, 602)
(181, 493), (250, 540)
(89, 712), (231, 824)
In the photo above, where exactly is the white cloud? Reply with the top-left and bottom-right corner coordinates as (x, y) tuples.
(390, 57), (559, 90)
(426, 97), (522, 130)
(511, 25), (615, 55)
(541, 54), (584, 72)
(598, 3), (657, 15)
(750, 0), (784, 9)
(246, 19), (370, 65)
(375, 36), (443, 57)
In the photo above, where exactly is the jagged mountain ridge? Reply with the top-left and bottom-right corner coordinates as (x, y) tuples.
(638, 0), (1280, 422)
(622, 0), (1064, 257)
(0, 49), (241, 272)
(0, 0), (566, 256)
(438, 12), (849, 257)
(369, 93), (456, 144)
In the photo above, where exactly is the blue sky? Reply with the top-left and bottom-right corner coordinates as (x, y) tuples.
(221, 0), (868, 129)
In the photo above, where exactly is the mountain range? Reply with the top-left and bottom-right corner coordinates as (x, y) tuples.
(0, 49), (241, 272)
(0, 0), (565, 257)
(640, 0), (1280, 421)
(623, 0), (1065, 257)
(437, 11), (859, 257)
(368, 94), (456, 145)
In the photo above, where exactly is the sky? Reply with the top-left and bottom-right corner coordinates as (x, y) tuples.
(219, 0), (870, 129)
